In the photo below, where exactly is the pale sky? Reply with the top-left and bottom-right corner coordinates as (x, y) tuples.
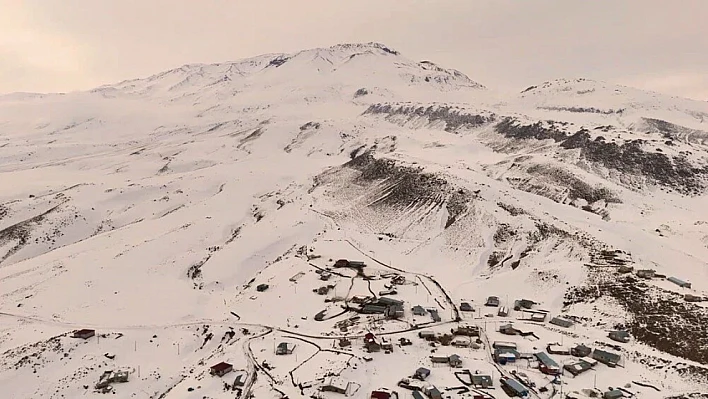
(1, 0), (706, 100)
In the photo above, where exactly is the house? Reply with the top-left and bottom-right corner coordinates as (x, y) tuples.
(378, 297), (404, 306)
(460, 302), (473, 312)
(493, 341), (518, 350)
(72, 329), (96, 339)
(451, 336), (472, 347)
(498, 306), (509, 317)
(424, 386), (443, 399)
(321, 377), (349, 394)
(371, 391), (392, 399)
(385, 303), (405, 319)
(494, 348), (520, 364)
(412, 305), (427, 316)
(571, 344), (592, 357)
(453, 326), (480, 337)
(256, 284), (269, 292)
(499, 324), (519, 335)
(448, 354), (462, 367)
(592, 349), (621, 367)
(685, 294), (704, 302)
(210, 362), (234, 377)
(564, 358), (595, 376)
(667, 276), (691, 288)
(547, 344), (570, 355)
(604, 389), (624, 399)
(414, 367), (431, 380)
(500, 377), (529, 397)
(485, 296), (500, 307)
(549, 317), (574, 328)
(514, 299), (535, 310)
(429, 309), (441, 322)
(608, 330), (631, 343)
(535, 352), (561, 375)
(636, 269), (656, 279)
(276, 342), (295, 355)
(471, 374), (493, 388)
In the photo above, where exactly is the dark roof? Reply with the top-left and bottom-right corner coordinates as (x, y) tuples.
(535, 352), (560, 369)
(501, 378), (528, 394)
(75, 329), (95, 334)
(593, 349), (621, 363)
(210, 362), (233, 372)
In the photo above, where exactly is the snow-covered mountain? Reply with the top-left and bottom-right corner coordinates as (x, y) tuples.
(1, 43), (707, 399)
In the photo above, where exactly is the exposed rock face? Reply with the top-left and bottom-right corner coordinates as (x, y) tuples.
(364, 104), (495, 132)
(344, 152), (471, 228)
(495, 118), (708, 195)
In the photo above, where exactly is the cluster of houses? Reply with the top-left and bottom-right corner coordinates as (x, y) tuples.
(619, 267), (694, 290)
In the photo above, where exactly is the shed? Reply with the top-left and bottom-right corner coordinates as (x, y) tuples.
(471, 374), (493, 388)
(529, 312), (546, 322)
(429, 309), (441, 322)
(371, 391), (392, 399)
(485, 296), (500, 307)
(549, 317), (573, 328)
(334, 259), (350, 268)
(460, 302), (473, 312)
(430, 355), (449, 364)
(349, 260), (366, 268)
(418, 330), (436, 340)
(498, 306), (509, 317)
(448, 354), (462, 367)
(276, 342), (294, 355)
(667, 276), (691, 288)
(592, 349), (621, 367)
(499, 324), (519, 335)
(210, 362), (233, 377)
(72, 329), (96, 339)
(636, 269), (655, 279)
(256, 284), (269, 292)
(414, 367), (431, 380)
(425, 386), (443, 399)
(608, 330), (630, 343)
(604, 389), (624, 399)
(412, 305), (427, 316)
(571, 344), (592, 357)
(514, 299), (535, 310)
(453, 326), (480, 337)
(233, 373), (247, 387)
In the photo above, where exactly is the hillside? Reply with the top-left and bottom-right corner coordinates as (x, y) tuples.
(1, 43), (707, 399)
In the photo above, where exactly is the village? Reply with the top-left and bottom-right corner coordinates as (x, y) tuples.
(60, 242), (704, 399)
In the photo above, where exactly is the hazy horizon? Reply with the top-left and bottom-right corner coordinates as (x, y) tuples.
(2, 0), (706, 100)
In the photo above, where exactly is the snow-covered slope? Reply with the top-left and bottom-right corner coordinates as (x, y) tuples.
(1, 43), (707, 399)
